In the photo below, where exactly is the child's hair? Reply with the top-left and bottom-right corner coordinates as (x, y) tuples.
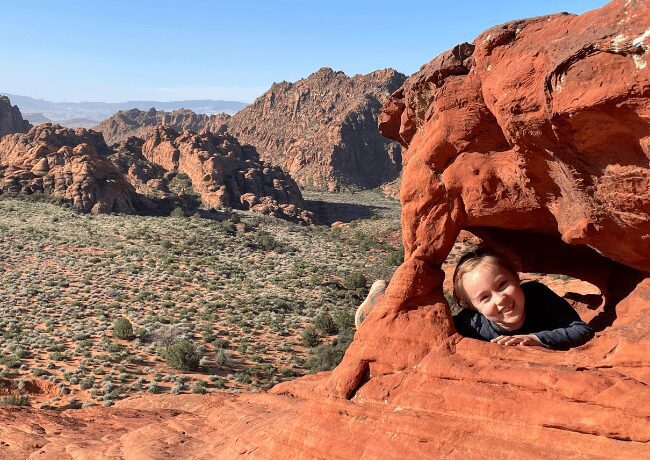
(452, 247), (520, 309)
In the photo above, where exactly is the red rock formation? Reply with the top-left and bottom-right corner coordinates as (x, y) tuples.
(94, 108), (231, 145)
(332, 0), (650, 396)
(133, 126), (313, 223)
(0, 2), (648, 458)
(0, 96), (32, 137)
(0, 124), (138, 213)
(226, 67), (405, 190)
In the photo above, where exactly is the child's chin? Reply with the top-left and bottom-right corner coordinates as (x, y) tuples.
(498, 318), (524, 331)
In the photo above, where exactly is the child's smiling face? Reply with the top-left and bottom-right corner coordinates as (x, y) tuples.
(461, 260), (526, 331)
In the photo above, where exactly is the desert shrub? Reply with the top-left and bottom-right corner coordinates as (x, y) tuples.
(314, 313), (338, 335)
(252, 231), (286, 252)
(235, 371), (252, 384)
(169, 207), (186, 218)
(191, 380), (207, 394)
(300, 326), (321, 348)
(153, 327), (183, 348)
(345, 272), (367, 290)
(0, 395), (29, 406)
(386, 246), (404, 266)
(161, 339), (201, 371)
(0, 355), (21, 368)
(214, 348), (230, 367)
(80, 377), (95, 390)
(113, 317), (134, 340)
(332, 309), (355, 331)
(306, 327), (354, 373)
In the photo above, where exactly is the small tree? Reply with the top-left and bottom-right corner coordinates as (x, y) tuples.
(113, 318), (134, 340)
(314, 313), (338, 335)
(162, 339), (201, 371)
(170, 207), (186, 218)
(345, 272), (367, 290)
(301, 326), (321, 348)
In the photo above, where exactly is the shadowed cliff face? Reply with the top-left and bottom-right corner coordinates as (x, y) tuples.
(0, 96), (32, 137)
(0, 2), (649, 458)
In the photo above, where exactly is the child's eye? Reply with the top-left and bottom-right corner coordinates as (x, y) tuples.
(498, 281), (507, 289)
(480, 295), (489, 302)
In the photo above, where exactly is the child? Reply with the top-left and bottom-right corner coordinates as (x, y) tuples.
(355, 247), (594, 351)
(452, 247), (594, 350)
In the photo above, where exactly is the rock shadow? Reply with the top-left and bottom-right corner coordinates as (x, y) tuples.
(304, 199), (383, 225)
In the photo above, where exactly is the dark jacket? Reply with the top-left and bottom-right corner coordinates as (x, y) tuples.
(453, 281), (594, 350)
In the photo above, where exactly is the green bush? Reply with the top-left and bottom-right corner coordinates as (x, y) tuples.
(80, 377), (95, 390)
(333, 310), (355, 331)
(0, 395), (29, 406)
(113, 317), (134, 340)
(170, 207), (187, 218)
(252, 231), (286, 252)
(191, 380), (207, 394)
(314, 313), (338, 335)
(300, 326), (321, 348)
(345, 272), (367, 290)
(386, 246), (404, 266)
(162, 339), (201, 371)
(306, 327), (354, 373)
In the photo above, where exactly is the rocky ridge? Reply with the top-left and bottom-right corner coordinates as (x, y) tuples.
(127, 125), (312, 222)
(0, 124), (138, 213)
(0, 123), (312, 222)
(0, 96), (32, 137)
(225, 67), (405, 191)
(94, 108), (231, 145)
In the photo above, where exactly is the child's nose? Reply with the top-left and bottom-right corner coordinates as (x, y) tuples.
(494, 292), (508, 310)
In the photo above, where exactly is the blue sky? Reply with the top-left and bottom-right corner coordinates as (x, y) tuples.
(1, 0), (607, 103)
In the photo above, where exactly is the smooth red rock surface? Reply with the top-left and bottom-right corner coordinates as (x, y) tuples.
(0, 1), (648, 458)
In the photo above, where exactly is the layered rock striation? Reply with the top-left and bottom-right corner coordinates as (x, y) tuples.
(0, 124), (138, 213)
(226, 67), (405, 190)
(0, 96), (32, 137)
(1, 1), (649, 458)
(94, 108), (231, 145)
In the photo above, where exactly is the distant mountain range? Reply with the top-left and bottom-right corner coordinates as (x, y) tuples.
(0, 93), (248, 127)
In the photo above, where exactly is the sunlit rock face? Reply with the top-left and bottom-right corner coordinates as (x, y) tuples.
(136, 125), (313, 223)
(0, 2), (649, 458)
(94, 108), (231, 145)
(226, 67), (405, 191)
(0, 124), (138, 213)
